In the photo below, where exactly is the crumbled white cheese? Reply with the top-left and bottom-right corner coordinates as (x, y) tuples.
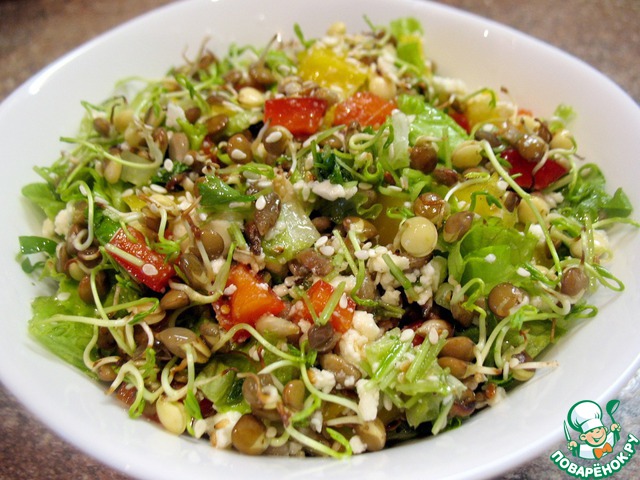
(165, 102), (186, 129)
(53, 203), (74, 237)
(380, 289), (402, 306)
(310, 410), (324, 433)
(349, 435), (367, 454)
(431, 76), (469, 97)
(356, 379), (380, 421)
(309, 367), (336, 393)
(42, 218), (55, 238)
(261, 385), (281, 409)
(209, 411), (242, 449)
(210, 258), (226, 275)
(486, 386), (507, 407)
(339, 328), (369, 366)
(328, 275), (357, 294)
(352, 310), (381, 341)
(310, 180), (358, 201)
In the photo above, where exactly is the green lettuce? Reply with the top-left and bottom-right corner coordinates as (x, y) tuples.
(448, 219), (538, 289)
(28, 277), (97, 375)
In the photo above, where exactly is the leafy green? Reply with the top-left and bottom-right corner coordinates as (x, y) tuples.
(561, 164), (633, 221)
(196, 352), (255, 413)
(19, 236), (57, 256)
(262, 183), (320, 262)
(389, 18), (427, 72)
(28, 278), (96, 374)
(151, 161), (190, 185)
(93, 209), (121, 245)
(22, 183), (66, 220)
(18, 236), (58, 273)
(198, 174), (256, 211)
(397, 94), (468, 157)
(448, 219), (537, 289)
(548, 104), (576, 132)
(362, 329), (465, 432)
(313, 147), (354, 185)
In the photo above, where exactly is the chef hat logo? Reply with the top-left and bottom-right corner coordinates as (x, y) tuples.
(567, 400), (604, 434)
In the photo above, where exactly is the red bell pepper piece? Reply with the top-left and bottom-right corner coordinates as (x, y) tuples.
(447, 110), (471, 134)
(332, 91), (396, 129)
(263, 97), (327, 137)
(107, 227), (175, 292)
(291, 279), (355, 333)
(501, 148), (568, 191)
(225, 263), (286, 326)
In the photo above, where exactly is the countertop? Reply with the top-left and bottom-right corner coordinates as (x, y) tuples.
(0, 1), (638, 479)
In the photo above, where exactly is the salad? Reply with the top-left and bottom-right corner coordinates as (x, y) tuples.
(18, 17), (638, 457)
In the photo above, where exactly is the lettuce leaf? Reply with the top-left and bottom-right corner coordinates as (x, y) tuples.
(22, 182), (66, 220)
(198, 174), (256, 211)
(263, 200), (320, 262)
(28, 277), (96, 375)
(448, 219), (537, 289)
(195, 352), (255, 413)
(389, 18), (427, 72)
(561, 164), (633, 221)
(397, 94), (468, 158)
(362, 328), (465, 432)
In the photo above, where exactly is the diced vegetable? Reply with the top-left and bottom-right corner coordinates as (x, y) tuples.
(263, 97), (327, 137)
(332, 92), (396, 129)
(106, 227), (175, 292)
(292, 279), (355, 333)
(225, 264), (286, 326)
(502, 148), (568, 190)
(298, 47), (367, 96)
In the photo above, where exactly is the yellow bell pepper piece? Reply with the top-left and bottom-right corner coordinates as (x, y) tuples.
(453, 174), (516, 226)
(298, 47), (367, 98)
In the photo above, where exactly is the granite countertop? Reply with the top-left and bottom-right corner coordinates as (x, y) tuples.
(0, 1), (638, 479)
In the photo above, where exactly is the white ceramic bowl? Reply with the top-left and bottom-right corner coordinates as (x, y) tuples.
(1, 1), (639, 479)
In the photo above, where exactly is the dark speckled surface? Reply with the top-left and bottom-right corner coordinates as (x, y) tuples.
(0, 1), (638, 479)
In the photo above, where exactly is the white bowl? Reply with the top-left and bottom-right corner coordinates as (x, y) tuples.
(1, 0), (638, 479)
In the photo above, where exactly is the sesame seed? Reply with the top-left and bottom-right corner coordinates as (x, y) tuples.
(314, 236), (329, 248)
(339, 293), (348, 309)
(354, 250), (370, 260)
(255, 195), (267, 211)
(265, 130), (283, 143)
(484, 253), (497, 263)
(150, 184), (168, 194)
(223, 284), (238, 296)
(142, 264), (158, 276)
(400, 329), (414, 342)
(230, 149), (247, 161)
(183, 154), (194, 166)
(428, 328), (439, 345)
(163, 159), (174, 171)
(517, 267), (531, 277)
(243, 170), (260, 180)
(319, 245), (335, 256)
